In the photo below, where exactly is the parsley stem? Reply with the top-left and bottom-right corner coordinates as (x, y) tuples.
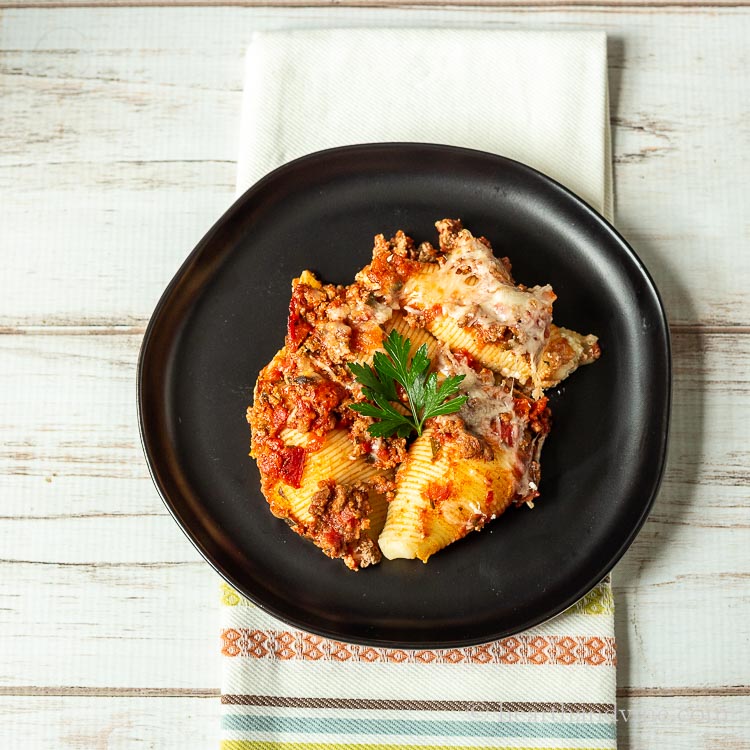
(348, 330), (467, 440)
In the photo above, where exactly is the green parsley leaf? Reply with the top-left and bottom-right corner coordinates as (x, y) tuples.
(347, 330), (468, 439)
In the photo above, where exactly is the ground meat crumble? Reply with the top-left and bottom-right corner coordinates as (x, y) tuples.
(247, 219), (597, 569)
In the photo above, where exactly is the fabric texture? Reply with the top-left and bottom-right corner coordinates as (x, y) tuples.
(236, 29), (612, 220)
(225, 28), (616, 750)
(220, 583), (617, 749)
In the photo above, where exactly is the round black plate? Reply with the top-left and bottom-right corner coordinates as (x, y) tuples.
(138, 143), (670, 647)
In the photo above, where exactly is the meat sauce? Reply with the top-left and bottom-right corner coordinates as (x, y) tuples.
(247, 219), (599, 568)
(250, 361), (348, 489)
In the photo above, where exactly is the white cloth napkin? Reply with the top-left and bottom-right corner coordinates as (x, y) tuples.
(225, 27), (616, 750)
(237, 28), (612, 220)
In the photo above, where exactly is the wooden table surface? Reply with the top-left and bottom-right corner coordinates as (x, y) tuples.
(1, 4), (748, 748)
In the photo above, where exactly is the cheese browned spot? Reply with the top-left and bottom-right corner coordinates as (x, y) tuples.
(399, 221), (556, 397)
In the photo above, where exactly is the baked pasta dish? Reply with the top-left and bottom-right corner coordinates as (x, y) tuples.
(247, 219), (600, 570)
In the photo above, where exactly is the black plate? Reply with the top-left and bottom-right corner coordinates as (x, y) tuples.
(138, 143), (670, 648)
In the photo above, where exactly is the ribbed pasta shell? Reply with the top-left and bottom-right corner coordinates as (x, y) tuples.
(538, 326), (600, 389)
(365, 488), (389, 541)
(399, 266), (534, 385)
(378, 428), (517, 562)
(427, 315), (532, 383)
(386, 312), (442, 361)
(274, 428), (384, 526)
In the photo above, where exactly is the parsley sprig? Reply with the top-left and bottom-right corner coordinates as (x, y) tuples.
(348, 330), (468, 439)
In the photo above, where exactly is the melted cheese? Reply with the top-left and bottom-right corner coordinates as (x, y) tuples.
(401, 231), (555, 394)
(437, 348), (529, 496)
(252, 221), (599, 568)
(378, 427), (517, 562)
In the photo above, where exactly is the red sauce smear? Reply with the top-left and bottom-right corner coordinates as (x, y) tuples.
(498, 419), (515, 447)
(452, 349), (478, 370)
(258, 441), (306, 489)
(277, 445), (305, 488)
(426, 481), (453, 506)
(287, 295), (312, 351)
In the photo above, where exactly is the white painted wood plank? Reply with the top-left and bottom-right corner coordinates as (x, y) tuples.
(0, 563), (220, 690)
(0, 694), (218, 750)
(616, 696), (750, 750)
(0, 332), (220, 689)
(0, 694), (747, 750)
(0, 333), (206, 564)
(613, 331), (750, 690)
(1, 7), (749, 326)
(3, 0), (746, 8)
(0, 331), (748, 691)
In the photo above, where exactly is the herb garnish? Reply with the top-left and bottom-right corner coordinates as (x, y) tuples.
(348, 330), (468, 439)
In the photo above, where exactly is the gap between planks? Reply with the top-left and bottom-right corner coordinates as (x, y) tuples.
(1, 324), (750, 336)
(0, 686), (747, 698)
(1, 0), (749, 9)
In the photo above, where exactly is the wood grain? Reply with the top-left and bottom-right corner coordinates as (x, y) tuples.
(0, 561), (220, 689)
(614, 696), (750, 750)
(2, 7), (749, 750)
(2, 0), (749, 8)
(0, 330), (748, 691)
(0, 694), (747, 749)
(1, 7), (749, 326)
(0, 695), (218, 749)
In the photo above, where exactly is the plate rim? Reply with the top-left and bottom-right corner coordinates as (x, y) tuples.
(137, 142), (672, 647)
